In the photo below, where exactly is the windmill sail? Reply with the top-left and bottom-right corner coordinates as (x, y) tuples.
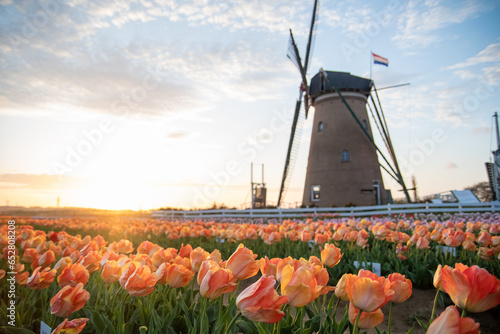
(286, 34), (302, 73)
(277, 0), (319, 207)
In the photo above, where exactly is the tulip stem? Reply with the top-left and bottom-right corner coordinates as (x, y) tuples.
(352, 310), (362, 334)
(189, 276), (195, 306)
(230, 280), (241, 305)
(461, 308), (467, 318)
(429, 289), (440, 323)
(333, 298), (340, 320)
(225, 311), (241, 334)
(388, 302), (393, 334)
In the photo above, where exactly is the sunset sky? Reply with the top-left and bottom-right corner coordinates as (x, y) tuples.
(1, 0), (500, 210)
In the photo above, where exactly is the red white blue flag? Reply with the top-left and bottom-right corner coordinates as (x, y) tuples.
(372, 53), (389, 67)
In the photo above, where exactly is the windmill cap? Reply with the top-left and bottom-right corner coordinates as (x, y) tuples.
(309, 71), (372, 100)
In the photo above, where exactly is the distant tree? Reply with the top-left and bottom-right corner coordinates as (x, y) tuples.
(464, 182), (493, 202)
(210, 202), (228, 210)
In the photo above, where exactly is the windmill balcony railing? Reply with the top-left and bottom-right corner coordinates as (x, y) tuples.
(151, 201), (500, 220)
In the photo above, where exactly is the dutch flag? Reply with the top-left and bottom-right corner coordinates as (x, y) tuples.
(372, 53), (389, 67)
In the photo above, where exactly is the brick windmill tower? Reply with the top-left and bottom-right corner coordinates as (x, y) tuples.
(277, 1), (411, 207)
(302, 71), (388, 207)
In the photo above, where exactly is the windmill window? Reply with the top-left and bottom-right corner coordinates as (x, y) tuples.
(362, 120), (368, 130)
(341, 150), (350, 162)
(318, 121), (324, 132)
(311, 185), (320, 201)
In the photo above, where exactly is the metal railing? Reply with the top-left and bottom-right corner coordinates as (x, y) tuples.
(151, 202), (500, 220)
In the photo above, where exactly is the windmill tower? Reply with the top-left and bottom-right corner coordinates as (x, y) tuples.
(277, 1), (411, 207)
(302, 71), (387, 207)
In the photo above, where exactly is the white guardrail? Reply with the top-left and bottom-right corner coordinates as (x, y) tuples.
(151, 202), (500, 220)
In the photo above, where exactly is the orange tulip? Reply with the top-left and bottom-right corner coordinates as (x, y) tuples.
(300, 230), (312, 242)
(314, 266), (335, 295)
(260, 256), (280, 278)
(16, 271), (30, 286)
(225, 244), (259, 280)
(314, 233), (328, 245)
(173, 255), (191, 269)
(101, 260), (122, 284)
(388, 273), (412, 303)
(190, 247), (209, 272)
(208, 249), (222, 263)
(22, 248), (39, 263)
(0, 270), (5, 279)
(121, 265), (158, 297)
(80, 242), (99, 257)
(308, 255), (322, 267)
(155, 262), (171, 285)
(137, 240), (161, 257)
(27, 266), (56, 290)
(110, 239), (134, 254)
(78, 251), (102, 273)
(427, 306), (480, 334)
(236, 275), (288, 323)
(478, 247), (495, 261)
(335, 274), (350, 301)
(320, 243), (343, 268)
(119, 261), (142, 286)
(166, 264), (195, 288)
(54, 257), (73, 275)
(38, 250), (56, 268)
(52, 318), (88, 334)
(387, 231), (410, 244)
(179, 244), (193, 258)
(416, 236), (430, 249)
(199, 262), (237, 299)
(429, 229), (442, 242)
(348, 303), (384, 329)
(345, 273), (394, 312)
(433, 264), (446, 292)
(58, 263), (89, 288)
(280, 264), (321, 307)
(50, 283), (90, 318)
(396, 253), (407, 260)
(462, 240), (477, 252)
(372, 224), (389, 240)
(152, 247), (177, 268)
(197, 260), (217, 285)
(491, 236), (500, 247)
(442, 263), (500, 312)
(477, 231), (492, 246)
(444, 235), (461, 247)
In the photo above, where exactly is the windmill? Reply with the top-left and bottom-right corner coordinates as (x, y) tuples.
(278, 1), (411, 207)
(277, 0), (319, 207)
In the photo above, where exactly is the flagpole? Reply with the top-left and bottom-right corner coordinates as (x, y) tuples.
(370, 51), (372, 80)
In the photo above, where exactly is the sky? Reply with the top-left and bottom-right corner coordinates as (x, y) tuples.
(1, 0), (500, 210)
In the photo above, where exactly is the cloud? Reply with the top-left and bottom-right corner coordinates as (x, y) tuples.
(0, 173), (86, 190)
(445, 162), (458, 169)
(145, 0), (310, 34)
(392, 0), (496, 49)
(166, 132), (190, 139)
(472, 126), (490, 134)
(447, 43), (500, 70)
(0, 0), (299, 120)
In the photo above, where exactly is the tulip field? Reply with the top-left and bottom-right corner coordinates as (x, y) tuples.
(1, 213), (499, 333)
